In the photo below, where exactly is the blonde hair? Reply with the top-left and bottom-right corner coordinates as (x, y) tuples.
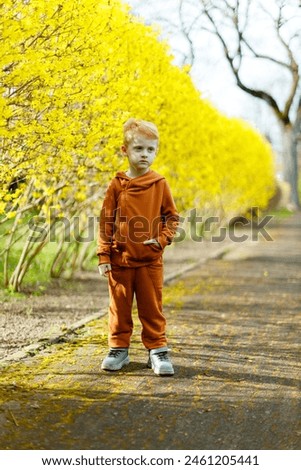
(123, 118), (159, 146)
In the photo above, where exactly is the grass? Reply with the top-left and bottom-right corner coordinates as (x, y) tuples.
(0, 213), (97, 295)
(266, 207), (294, 219)
(0, 237), (58, 296)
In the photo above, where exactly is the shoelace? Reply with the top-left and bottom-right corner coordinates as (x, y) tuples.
(154, 351), (169, 362)
(108, 349), (125, 358)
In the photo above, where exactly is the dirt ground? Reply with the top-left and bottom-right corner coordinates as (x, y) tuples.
(0, 273), (107, 360)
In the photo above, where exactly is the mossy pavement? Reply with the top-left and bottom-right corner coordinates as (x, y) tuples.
(0, 214), (300, 450)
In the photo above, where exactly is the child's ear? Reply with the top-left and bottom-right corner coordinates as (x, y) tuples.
(121, 145), (127, 155)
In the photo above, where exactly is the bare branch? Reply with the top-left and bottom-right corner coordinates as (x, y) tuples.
(179, 0), (195, 66)
(240, 37), (292, 70)
(201, 4), (285, 121)
(274, 4), (300, 118)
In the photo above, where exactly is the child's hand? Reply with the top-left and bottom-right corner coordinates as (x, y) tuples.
(98, 263), (112, 277)
(143, 239), (161, 247)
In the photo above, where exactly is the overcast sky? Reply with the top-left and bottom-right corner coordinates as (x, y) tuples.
(126, 0), (301, 163)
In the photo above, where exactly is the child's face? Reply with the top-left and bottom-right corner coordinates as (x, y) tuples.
(121, 135), (158, 175)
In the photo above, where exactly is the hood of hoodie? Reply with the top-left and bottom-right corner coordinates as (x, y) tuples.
(115, 170), (165, 191)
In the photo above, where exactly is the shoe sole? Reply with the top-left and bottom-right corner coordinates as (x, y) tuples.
(147, 359), (174, 376)
(154, 368), (174, 376)
(101, 356), (130, 371)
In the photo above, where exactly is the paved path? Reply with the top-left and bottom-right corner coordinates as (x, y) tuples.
(0, 214), (300, 450)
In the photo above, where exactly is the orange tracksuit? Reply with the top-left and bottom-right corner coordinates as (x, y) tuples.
(97, 170), (179, 349)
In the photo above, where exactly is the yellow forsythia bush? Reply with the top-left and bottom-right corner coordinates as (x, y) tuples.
(0, 0), (275, 289)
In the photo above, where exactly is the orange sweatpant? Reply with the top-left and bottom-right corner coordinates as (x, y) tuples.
(107, 260), (166, 349)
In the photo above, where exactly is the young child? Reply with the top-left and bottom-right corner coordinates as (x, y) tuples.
(97, 118), (179, 376)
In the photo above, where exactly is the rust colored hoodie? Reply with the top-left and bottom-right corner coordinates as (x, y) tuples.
(97, 170), (179, 267)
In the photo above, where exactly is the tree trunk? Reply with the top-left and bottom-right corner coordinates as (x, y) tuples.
(282, 123), (300, 210)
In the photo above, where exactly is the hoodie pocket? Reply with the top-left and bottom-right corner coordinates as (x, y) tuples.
(127, 241), (162, 261)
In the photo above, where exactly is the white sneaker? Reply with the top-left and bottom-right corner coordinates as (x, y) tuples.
(147, 347), (174, 376)
(101, 348), (130, 371)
